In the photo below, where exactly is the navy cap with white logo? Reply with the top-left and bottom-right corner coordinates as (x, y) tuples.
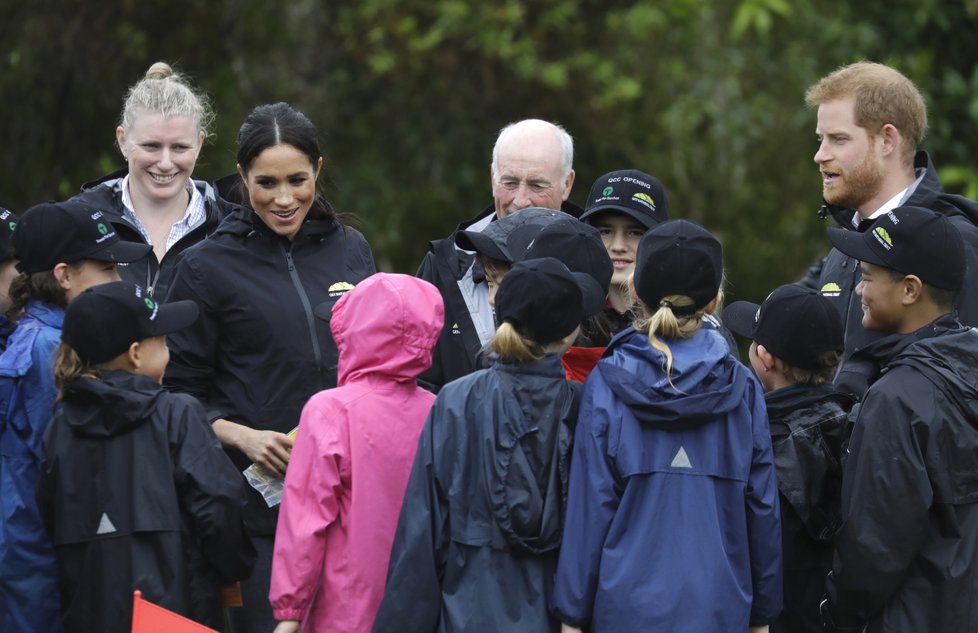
(828, 206), (964, 291)
(13, 200), (151, 274)
(63, 281), (199, 364)
(0, 208), (17, 262)
(580, 169), (669, 230)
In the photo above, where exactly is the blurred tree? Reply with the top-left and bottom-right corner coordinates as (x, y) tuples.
(1, 0), (976, 303)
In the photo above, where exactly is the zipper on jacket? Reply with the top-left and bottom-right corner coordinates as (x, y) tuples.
(281, 243), (326, 390)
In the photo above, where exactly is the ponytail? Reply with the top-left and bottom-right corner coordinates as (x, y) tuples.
(633, 294), (706, 391)
(489, 322), (546, 363)
(53, 342), (106, 401)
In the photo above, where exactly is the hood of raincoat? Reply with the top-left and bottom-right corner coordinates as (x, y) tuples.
(599, 326), (749, 428)
(61, 371), (164, 438)
(331, 273), (444, 385)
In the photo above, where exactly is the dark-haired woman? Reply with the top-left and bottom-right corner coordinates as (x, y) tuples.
(165, 102), (376, 632)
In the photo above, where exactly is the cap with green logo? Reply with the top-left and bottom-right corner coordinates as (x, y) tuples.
(63, 281), (199, 364)
(828, 206), (965, 292)
(581, 169), (670, 230)
(13, 200), (151, 274)
(0, 207), (16, 261)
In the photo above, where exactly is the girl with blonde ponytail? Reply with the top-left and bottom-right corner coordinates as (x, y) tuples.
(373, 258), (606, 632)
(553, 220), (783, 633)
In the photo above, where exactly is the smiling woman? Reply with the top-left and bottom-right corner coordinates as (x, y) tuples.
(164, 102), (377, 633)
(68, 62), (234, 299)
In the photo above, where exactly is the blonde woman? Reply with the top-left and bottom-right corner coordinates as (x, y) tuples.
(71, 61), (231, 298)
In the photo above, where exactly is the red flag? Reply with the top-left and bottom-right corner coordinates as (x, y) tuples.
(131, 590), (219, 633)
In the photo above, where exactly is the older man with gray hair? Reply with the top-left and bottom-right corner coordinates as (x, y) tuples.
(417, 118), (580, 390)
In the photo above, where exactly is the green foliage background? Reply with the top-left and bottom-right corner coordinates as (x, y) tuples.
(2, 0), (977, 305)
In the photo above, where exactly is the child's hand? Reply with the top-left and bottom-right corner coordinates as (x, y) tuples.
(748, 627), (769, 633)
(239, 428), (294, 478)
(273, 620), (300, 633)
(561, 625), (584, 633)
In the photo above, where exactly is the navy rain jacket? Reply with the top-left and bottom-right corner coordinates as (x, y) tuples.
(552, 327), (782, 632)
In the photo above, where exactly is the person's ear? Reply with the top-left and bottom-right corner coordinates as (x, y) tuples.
(561, 169), (576, 201)
(755, 343), (778, 373)
(126, 340), (143, 371)
(116, 126), (128, 158)
(314, 156), (323, 180)
(879, 123), (902, 158)
(195, 130), (206, 158)
(52, 263), (71, 291)
(703, 292), (722, 315)
(901, 274), (924, 305)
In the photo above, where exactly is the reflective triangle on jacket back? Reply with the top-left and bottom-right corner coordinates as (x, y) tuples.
(670, 446), (692, 468)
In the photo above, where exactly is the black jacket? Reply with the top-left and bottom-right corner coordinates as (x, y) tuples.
(765, 385), (852, 633)
(798, 152), (978, 399)
(416, 201), (583, 392)
(372, 355), (579, 633)
(823, 315), (978, 632)
(37, 372), (255, 633)
(72, 169), (235, 299)
(164, 207), (375, 534)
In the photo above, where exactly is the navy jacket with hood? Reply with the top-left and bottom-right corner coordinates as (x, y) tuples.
(798, 151), (978, 399)
(72, 169), (235, 299)
(37, 372), (255, 633)
(824, 315), (978, 633)
(372, 354), (579, 633)
(552, 327), (782, 632)
(164, 207), (375, 535)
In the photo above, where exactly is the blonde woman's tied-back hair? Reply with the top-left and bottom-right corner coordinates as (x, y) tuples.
(490, 321), (547, 363)
(53, 342), (107, 401)
(119, 61), (214, 138)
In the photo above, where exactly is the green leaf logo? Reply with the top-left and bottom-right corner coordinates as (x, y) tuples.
(97, 223), (109, 235)
(602, 186), (614, 196)
(8, 221), (15, 231)
(144, 298), (156, 311)
(874, 226), (893, 248)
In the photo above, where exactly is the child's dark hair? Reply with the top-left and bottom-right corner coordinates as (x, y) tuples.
(781, 349), (842, 387)
(9, 270), (69, 311)
(490, 322), (546, 363)
(53, 342), (107, 401)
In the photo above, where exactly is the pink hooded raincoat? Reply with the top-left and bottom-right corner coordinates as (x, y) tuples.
(269, 273), (444, 632)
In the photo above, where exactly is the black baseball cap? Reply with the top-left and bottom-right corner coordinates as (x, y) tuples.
(828, 206), (965, 291)
(0, 208), (17, 261)
(633, 219), (722, 314)
(724, 284), (844, 370)
(62, 281), (199, 364)
(495, 257), (606, 344)
(13, 200), (151, 274)
(580, 169), (669, 230)
(456, 207), (571, 262)
(521, 219), (614, 295)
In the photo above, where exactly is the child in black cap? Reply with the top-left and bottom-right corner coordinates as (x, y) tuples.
(37, 281), (254, 633)
(552, 219), (782, 633)
(373, 257), (605, 632)
(724, 284), (852, 633)
(819, 207), (978, 632)
(0, 207), (19, 349)
(579, 169), (669, 333)
(0, 200), (151, 633)
(521, 218), (614, 380)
